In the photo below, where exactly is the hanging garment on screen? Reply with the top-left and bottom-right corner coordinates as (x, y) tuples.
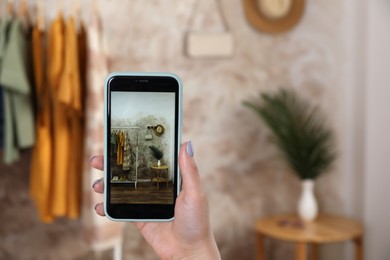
(111, 131), (117, 155)
(115, 130), (119, 151)
(0, 17), (35, 164)
(117, 130), (124, 165)
(122, 132), (132, 170)
(29, 24), (54, 222)
(47, 13), (69, 217)
(81, 9), (123, 251)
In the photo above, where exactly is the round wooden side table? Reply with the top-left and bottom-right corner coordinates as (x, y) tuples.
(255, 214), (364, 260)
(150, 165), (169, 189)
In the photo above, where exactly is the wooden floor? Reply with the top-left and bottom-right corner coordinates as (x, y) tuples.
(111, 182), (174, 204)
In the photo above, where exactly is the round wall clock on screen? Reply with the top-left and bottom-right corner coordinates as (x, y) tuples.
(243, 0), (305, 33)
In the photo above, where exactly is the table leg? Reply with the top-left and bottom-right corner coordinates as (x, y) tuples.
(296, 242), (308, 260)
(166, 169), (168, 188)
(311, 243), (319, 260)
(354, 236), (363, 260)
(256, 232), (266, 260)
(157, 171), (160, 189)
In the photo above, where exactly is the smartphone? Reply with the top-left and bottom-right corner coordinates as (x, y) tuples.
(104, 72), (182, 221)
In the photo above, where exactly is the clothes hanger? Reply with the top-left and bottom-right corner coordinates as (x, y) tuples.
(57, 0), (63, 16)
(37, 0), (45, 31)
(18, 0), (27, 17)
(93, 0), (99, 15)
(18, 0), (31, 27)
(72, 0), (81, 31)
(7, 0), (15, 17)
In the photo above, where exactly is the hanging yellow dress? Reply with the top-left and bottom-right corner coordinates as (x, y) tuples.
(117, 130), (124, 165)
(29, 24), (54, 222)
(47, 14), (69, 217)
(57, 16), (83, 218)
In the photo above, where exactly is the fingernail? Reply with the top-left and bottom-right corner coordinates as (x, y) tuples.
(186, 141), (194, 157)
(92, 178), (101, 189)
(94, 203), (99, 211)
(89, 155), (97, 163)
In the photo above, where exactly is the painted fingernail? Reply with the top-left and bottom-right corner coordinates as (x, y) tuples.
(92, 178), (101, 189)
(186, 141), (194, 157)
(89, 155), (97, 163)
(94, 203), (99, 211)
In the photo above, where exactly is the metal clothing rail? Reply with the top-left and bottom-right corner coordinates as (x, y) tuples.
(111, 127), (140, 128)
(111, 127), (140, 188)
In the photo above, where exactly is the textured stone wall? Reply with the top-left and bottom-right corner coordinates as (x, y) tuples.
(102, 0), (346, 259)
(0, 0), (348, 259)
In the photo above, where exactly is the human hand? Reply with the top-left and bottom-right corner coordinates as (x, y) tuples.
(90, 142), (221, 260)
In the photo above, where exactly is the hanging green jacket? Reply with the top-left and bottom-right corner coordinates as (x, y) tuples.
(0, 18), (9, 149)
(0, 18), (35, 164)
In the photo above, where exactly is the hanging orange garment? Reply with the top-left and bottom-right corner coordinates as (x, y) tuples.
(69, 22), (87, 218)
(47, 14), (69, 217)
(28, 12), (43, 220)
(78, 24), (87, 107)
(29, 25), (54, 222)
(29, 29), (40, 207)
(58, 17), (81, 111)
(117, 131), (124, 165)
(47, 14), (64, 90)
(57, 17), (83, 218)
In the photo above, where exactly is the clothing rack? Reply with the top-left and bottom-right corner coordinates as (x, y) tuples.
(111, 127), (140, 188)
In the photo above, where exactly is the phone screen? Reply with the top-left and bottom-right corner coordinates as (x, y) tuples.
(105, 74), (181, 220)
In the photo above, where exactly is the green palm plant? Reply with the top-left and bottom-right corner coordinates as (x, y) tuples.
(149, 145), (163, 160)
(244, 89), (336, 179)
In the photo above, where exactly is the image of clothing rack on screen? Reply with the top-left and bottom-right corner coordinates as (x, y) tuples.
(110, 127), (140, 188)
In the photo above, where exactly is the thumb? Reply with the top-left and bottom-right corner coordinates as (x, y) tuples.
(179, 141), (202, 194)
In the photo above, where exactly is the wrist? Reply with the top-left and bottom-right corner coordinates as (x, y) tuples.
(175, 235), (220, 260)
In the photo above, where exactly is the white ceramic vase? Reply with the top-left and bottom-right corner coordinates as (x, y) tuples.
(157, 160), (161, 167)
(298, 179), (318, 221)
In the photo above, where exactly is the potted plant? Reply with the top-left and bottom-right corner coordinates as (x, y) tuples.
(244, 89), (336, 221)
(149, 145), (164, 167)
